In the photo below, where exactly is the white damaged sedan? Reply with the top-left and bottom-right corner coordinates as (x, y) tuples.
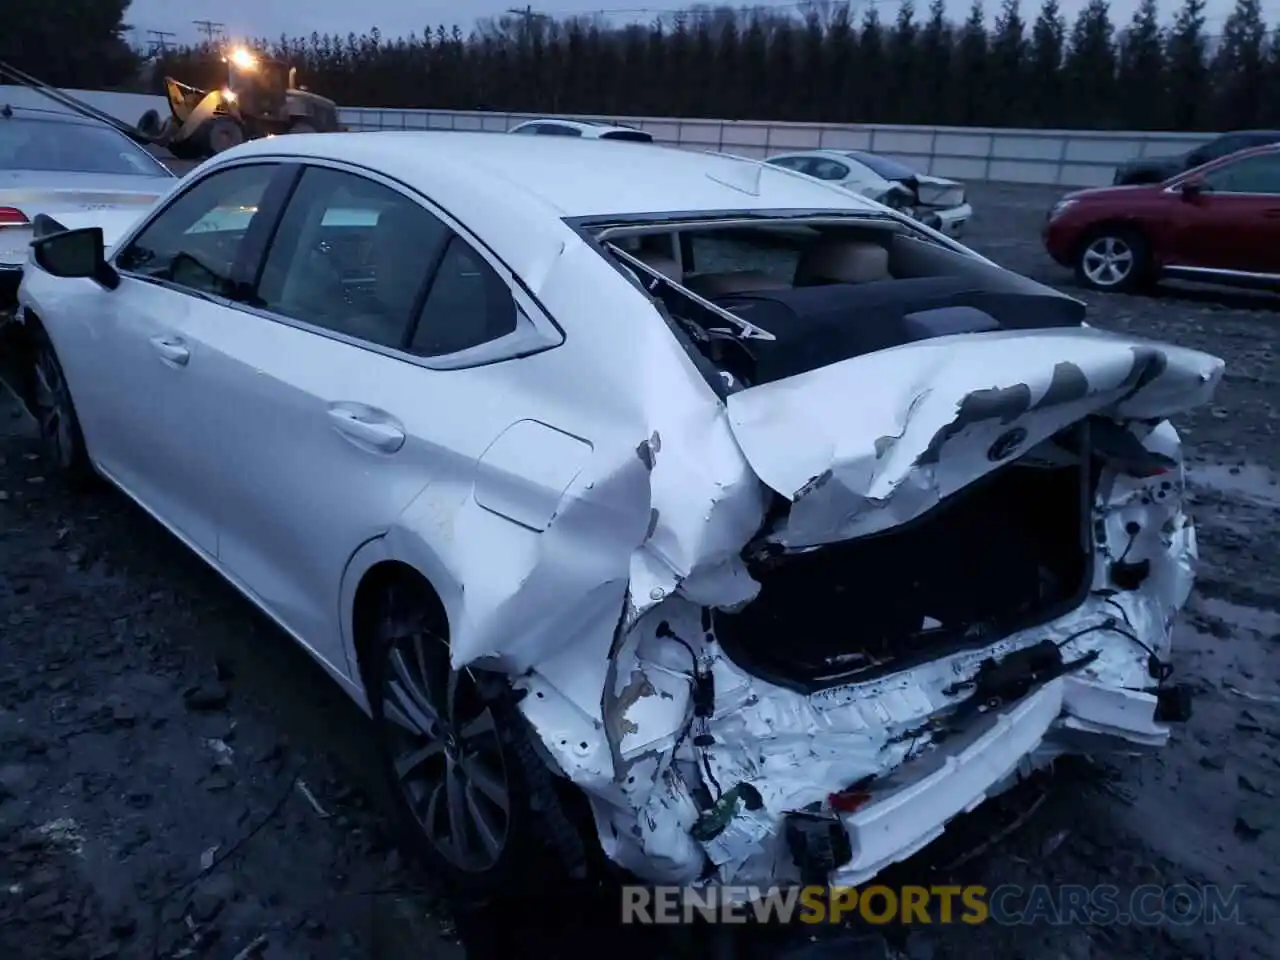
(10, 131), (1221, 895)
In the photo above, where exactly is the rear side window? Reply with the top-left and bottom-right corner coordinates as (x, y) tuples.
(808, 159), (851, 181)
(536, 124), (583, 137)
(600, 130), (653, 143)
(255, 166), (451, 349)
(409, 236), (518, 356)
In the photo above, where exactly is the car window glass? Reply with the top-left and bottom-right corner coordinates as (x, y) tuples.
(408, 235), (519, 356)
(538, 124), (582, 137)
(115, 164), (275, 297)
(809, 159), (850, 181)
(688, 230), (803, 282)
(1202, 154), (1280, 194)
(0, 116), (172, 177)
(770, 157), (804, 171)
(511, 124), (541, 135)
(1203, 136), (1245, 162)
(255, 166), (451, 349)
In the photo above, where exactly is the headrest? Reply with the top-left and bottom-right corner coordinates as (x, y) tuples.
(795, 239), (891, 286)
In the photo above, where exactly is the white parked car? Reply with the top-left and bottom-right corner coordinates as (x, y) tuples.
(10, 131), (1219, 898)
(508, 117), (653, 142)
(1, 104), (176, 307)
(766, 149), (972, 237)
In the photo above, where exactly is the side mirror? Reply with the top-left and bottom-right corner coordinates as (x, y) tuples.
(1178, 179), (1204, 201)
(31, 227), (119, 289)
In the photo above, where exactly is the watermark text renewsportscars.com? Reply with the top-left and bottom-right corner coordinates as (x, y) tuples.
(621, 884), (1247, 926)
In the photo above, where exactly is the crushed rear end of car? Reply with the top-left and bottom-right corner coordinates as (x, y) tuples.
(516, 340), (1218, 891)
(453, 212), (1224, 894)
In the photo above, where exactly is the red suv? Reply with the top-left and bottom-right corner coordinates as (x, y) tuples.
(1043, 143), (1280, 293)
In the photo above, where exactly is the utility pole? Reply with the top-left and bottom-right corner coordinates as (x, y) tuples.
(505, 6), (550, 44)
(146, 29), (176, 56)
(192, 19), (225, 45)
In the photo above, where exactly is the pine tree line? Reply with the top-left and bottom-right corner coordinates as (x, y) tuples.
(153, 0), (1280, 132)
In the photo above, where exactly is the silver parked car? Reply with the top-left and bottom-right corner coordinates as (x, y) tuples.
(0, 104), (176, 306)
(766, 148), (972, 237)
(11, 131), (1220, 898)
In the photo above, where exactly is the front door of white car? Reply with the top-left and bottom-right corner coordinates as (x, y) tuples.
(187, 164), (538, 670)
(80, 162), (282, 557)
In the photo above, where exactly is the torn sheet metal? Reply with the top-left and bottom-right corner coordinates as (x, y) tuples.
(724, 327), (1223, 550)
(516, 413), (1209, 889)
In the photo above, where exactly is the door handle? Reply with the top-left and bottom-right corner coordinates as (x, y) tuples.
(327, 403), (405, 453)
(150, 335), (190, 366)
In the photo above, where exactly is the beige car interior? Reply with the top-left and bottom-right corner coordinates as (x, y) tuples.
(619, 229), (899, 299)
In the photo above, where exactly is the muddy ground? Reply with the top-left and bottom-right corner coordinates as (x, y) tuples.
(1, 180), (1278, 960)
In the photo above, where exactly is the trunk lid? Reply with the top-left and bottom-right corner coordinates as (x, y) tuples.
(0, 172), (170, 267)
(724, 326), (1223, 550)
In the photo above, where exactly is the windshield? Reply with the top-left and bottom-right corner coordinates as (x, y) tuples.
(844, 150), (918, 181)
(0, 116), (171, 178)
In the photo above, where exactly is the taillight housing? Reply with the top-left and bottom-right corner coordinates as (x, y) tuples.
(0, 206), (29, 227)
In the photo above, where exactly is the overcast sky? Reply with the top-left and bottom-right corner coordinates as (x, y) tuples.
(124, 0), (1254, 48)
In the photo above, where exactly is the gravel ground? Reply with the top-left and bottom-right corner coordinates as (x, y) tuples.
(1, 176), (1278, 960)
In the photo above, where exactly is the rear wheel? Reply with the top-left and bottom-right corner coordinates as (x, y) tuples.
(365, 580), (584, 895)
(1075, 228), (1150, 292)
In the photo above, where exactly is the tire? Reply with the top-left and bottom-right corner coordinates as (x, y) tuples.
(364, 579), (592, 897)
(202, 117), (245, 155)
(1074, 227), (1151, 293)
(29, 325), (93, 485)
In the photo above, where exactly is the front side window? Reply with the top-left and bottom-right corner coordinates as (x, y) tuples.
(115, 163), (276, 297)
(255, 167), (450, 349)
(0, 116), (173, 178)
(510, 123), (542, 135)
(1201, 154), (1280, 194)
(537, 124), (583, 137)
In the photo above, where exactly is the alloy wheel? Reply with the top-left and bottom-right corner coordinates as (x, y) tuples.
(32, 346), (76, 470)
(378, 608), (511, 873)
(1081, 235), (1134, 288)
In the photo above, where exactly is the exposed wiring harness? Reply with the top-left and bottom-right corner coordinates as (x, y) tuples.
(1055, 610), (1174, 682)
(656, 618), (723, 802)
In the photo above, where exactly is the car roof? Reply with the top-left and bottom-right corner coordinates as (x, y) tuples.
(217, 132), (878, 282)
(226, 131), (876, 218)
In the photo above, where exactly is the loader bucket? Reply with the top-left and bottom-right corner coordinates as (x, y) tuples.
(164, 77), (205, 125)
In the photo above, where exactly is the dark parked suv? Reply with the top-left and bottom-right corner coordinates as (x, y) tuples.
(1113, 130), (1280, 186)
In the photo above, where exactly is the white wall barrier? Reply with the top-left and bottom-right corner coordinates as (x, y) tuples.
(3, 84), (1209, 187)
